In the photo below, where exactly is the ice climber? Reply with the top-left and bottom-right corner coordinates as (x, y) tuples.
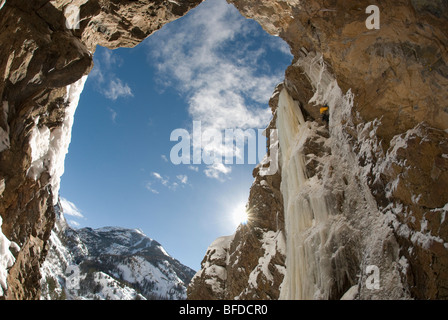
(320, 105), (329, 124)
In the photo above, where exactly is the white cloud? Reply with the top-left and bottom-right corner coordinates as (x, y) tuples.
(102, 49), (122, 69)
(103, 78), (133, 101)
(68, 220), (80, 227)
(147, 172), (190, 192)
(89, 60), (104, 84)
(204, 162), (232, 181)
(152, 172), (169, 186)
(268, 35), (292, 56)
(90, 49), (134, 101)
(152, 172), (162, 179)
(147, 0), (288, 180)
(108, 107), (118, 123)
(188, 165), (199, 172)
(161, 154), (169, 162)
(152, 172), (171, 188)
(60, 197), (84, 218)
(177, 175), (188, 184)
(145, 181), (160, 194)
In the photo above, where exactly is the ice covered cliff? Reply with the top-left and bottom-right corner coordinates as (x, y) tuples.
(0, 0), (202, 299)
(189, 0), (448, 299)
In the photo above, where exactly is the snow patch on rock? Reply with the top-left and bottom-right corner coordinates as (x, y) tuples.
(27, 76), (87, 204)
(0, 216), (20, 296)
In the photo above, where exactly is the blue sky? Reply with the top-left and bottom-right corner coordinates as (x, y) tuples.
(59, 0), (292, 271)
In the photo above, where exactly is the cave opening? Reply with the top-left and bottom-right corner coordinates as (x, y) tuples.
(58, 0), (292, 275)
(2, 0), (447, 302)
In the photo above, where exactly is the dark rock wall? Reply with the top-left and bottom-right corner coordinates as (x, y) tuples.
(0, 0), (202, 300)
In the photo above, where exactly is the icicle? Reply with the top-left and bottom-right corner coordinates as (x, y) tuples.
(277, 48), (360, 299)
(277, 87), (334, 299)
(27, 76), (88, 204)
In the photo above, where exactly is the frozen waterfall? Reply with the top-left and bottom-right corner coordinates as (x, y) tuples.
(278, 52), (358, 300)
(277, 52), (406, 300)
(277, 87), (335, 299)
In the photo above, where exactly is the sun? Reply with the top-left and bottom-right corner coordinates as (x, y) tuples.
(232, 202), (249, 227)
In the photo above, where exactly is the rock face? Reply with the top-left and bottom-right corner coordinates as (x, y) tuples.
(0, 0), (202, 300)
(1, 0), (447, 300)
(40, 203), (195, 300)
(190, 0), (448, 300)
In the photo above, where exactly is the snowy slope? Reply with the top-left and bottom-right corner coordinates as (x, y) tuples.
(40, 202), (195, 300)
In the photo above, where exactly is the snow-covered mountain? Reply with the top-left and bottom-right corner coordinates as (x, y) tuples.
(40, 203), (195, 300)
